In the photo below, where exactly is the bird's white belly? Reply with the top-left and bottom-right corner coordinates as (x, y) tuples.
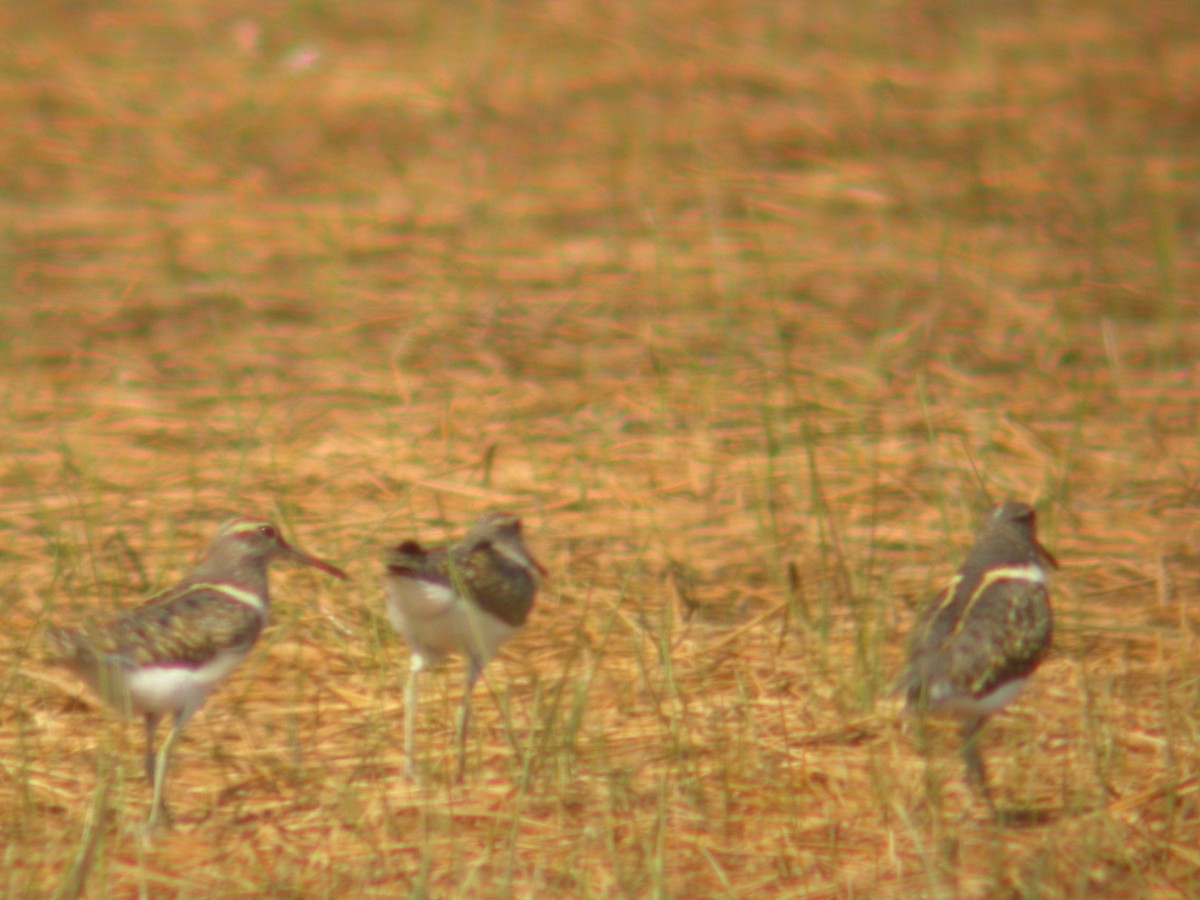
(385, 578), (518, 667)
(930, 677), (1027, 719)
(120, 650), (249, 716)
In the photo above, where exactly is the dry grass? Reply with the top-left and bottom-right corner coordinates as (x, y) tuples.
(2, 0), (1199, 895)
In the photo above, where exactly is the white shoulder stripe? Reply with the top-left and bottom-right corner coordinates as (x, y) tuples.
(977, 563), (1047, 588)
(185, 581), (267, 614)
(949, 562), (1048, 639)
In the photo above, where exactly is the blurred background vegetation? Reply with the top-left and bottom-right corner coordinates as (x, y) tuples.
(1, 0), (1198, 895)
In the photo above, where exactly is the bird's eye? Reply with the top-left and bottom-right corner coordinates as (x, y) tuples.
(259, 524), (277, 539)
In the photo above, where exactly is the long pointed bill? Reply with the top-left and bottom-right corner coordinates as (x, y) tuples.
(288, 546), (349, 580)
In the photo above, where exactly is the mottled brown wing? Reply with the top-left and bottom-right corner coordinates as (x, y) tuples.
(940, 578), (1053, 699)
(384, 532), (536, 628)
(59, 587), (263, 669)
(448, 542), (537, 628)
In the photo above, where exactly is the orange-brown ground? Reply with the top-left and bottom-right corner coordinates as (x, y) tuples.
(2, 1), (1199, 896)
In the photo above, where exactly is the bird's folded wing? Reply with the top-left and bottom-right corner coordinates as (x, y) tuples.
(88, 588), (263, 668)
(943, 580), (1053, 698)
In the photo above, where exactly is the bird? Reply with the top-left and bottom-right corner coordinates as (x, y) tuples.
(382, 511), (545, 780)
(45, 516), (347, 833)
(899, 501), (1057, 811)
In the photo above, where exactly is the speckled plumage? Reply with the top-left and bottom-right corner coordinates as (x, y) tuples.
(49, 586), (263, 674)
(383, 511), (544, 780)
(385, 514), (539, 630)
(46, 516), (347, 832)
(900, 501), (1057, 810)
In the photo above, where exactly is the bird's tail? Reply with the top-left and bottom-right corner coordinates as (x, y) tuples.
(385, 540), (427, 576)
(44, 625), (93, 667)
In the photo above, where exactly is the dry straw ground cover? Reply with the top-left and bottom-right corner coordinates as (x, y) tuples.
(1, 0), (1198, 896)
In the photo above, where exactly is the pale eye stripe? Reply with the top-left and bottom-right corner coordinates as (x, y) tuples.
(952, 563), (1047, 636)
(225, 520), (269, 536)
(183, 581), (266, 613)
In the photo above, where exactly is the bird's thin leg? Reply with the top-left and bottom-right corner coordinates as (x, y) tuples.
(145, 716), (185, 832)
(456, 660), (483, 782)
(960, 717), (996, 814)
(403, 657), (425, 781)
(142, 714), (161, 786)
